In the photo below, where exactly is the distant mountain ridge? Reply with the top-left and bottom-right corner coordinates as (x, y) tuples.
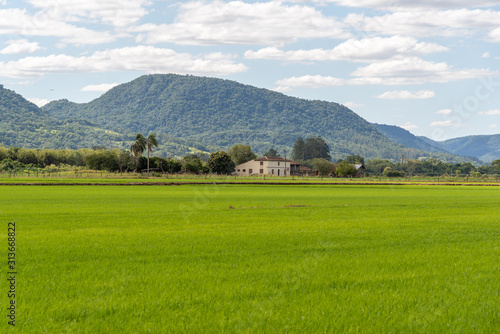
(373, 123), (499, 163)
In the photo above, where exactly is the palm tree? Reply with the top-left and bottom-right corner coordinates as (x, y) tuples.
(146, 133), (158, 177)
(130, 133), (146, 173)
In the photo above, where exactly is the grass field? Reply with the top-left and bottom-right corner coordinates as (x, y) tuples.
(2, 184), (500, 333)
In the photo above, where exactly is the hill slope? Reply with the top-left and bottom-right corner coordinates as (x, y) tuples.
(0, 84), (131, 149)
(419, 135), (500, 162)
(43, 73), (455, 161)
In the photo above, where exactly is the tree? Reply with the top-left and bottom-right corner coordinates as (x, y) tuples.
(336, 161), (358, 177)
(130, 133), (146, 173)
(229, 144), (256, 165)
(344, 154), (364, 165)
(182, 154), (203, 174)
(208, 151), (235, 175)
(263, 148), (280, 158)
(383, 166), (403, 177)
(146, 133), (158, 176)
(292, 137), (305, 161)
(312, 158), (335, 178)
(492, 158), (500, 170)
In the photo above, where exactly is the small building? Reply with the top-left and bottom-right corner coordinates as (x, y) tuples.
(234, 156), (301, 176)
(299, 166), (314, 176)
(354, 164), (366, 177)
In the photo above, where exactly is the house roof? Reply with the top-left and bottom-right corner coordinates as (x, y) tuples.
(254, 156), (300, 165)
(354, 164), (365, 170)
(299, 166), (313, 171)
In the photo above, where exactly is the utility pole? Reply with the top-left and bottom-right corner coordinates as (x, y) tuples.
(284, 149), (287, 177)
(401, 153), (404, 174)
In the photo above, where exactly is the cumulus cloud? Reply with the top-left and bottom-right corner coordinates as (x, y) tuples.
(277, 57), (495, 88)
(436, 109), (453, 114)
(0, 39), (41, 54)
(27, 0), (151, 27)
(81, 83), (119, 92)
(343, 101), (365, 109)
(345, 9), (500, 39)
(137, 1), (348, 45)
(304, 0), (498, 9)
(399, 122), (418, 131)
(430, 120), (459, 127)
(0, 46), (248, 78)
(350, 57), (495, 85)
(478, 109), (500, 115)
(376, 90), (435, 99)
(0, 8), (115, 44)
(245, 36), (448, 63)
(489, 124), (498, 128)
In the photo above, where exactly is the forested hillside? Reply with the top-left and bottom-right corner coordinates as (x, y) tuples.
(419, 135), (500, 162)
(43, 74), (447, 161)
(0, 84), (130, 149)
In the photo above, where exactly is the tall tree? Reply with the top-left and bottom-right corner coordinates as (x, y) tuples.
(208, 151), (235, 175)
(130, 133), (146, 173)
(263, 148), (280, 158)
(229, 144), (257, 165)
(292, 137), (305, 161)
(146, 133), (159, 176)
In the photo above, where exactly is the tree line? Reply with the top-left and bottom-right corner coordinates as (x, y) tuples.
(1, 134), (499, 177)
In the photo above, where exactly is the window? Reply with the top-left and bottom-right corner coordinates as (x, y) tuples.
(243, 169), (246, 172)
(272, 169), (274, 175)
(278, 162), (280, 166)
(260, 169), (264, 174)
(237, 169), (240, 172)
(260, 162), (263, 165)
(278, 169), (280, 176)
(249, 169), (253, 174)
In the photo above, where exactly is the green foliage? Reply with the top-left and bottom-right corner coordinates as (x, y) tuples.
(182, 154), (203, 174)
(383, 167), (404, 178)
(336, 161), (358, 177)
(209, 151), (235, 175)
(343, 154), (364, 164)
(263, 148), (280, 158)
(229, 144), (256, 165)
(312, 158), (334, 177)
(86, 149), (120, 172)
(293, 136), (331, 161)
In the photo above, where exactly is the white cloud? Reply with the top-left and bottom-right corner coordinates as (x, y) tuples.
(345, 9), (500, 39)
(277, 57), (495, 88)
(276, 75), (345, 88)
(377, 90), (435, 100)
(437, 109), (453, 114)
(245, 36), (448, 63)
(478, 109), (500, 115)
(482, 52), (491, 58)
(0, 46), (247, 78)
(27, 0), (151, 27)
(138, 1), (348, 45)
(350, 57), (495, 85)
(0, 8), (115, 44)
(343, 101), (365, 109)
(430, 120), (458, 127)
(27, 97), (50, 107)
(81, 83), (119, 92)
(399, 122), (418, 131)
(489, 124), (498, 128)
(0, 39), (41, 54)
(308, 0), (498, 9)
(488, 28), (500, 42)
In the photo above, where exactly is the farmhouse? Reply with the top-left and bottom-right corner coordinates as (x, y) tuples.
(234, 156), (301, 176)
(354, 164), (366, 177)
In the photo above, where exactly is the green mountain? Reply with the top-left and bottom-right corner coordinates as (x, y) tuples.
(0, 84), (132, 149)
(418, 135), (500, 163)
(42, 73), (452, 161)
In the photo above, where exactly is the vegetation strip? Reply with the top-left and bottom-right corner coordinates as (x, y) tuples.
(1, 181), (500, 186)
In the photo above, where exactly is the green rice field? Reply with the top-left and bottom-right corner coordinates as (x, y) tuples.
(1, 184), (500, 333)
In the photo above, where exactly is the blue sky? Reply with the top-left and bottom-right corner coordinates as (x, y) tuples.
(1, 0), (500, 141)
